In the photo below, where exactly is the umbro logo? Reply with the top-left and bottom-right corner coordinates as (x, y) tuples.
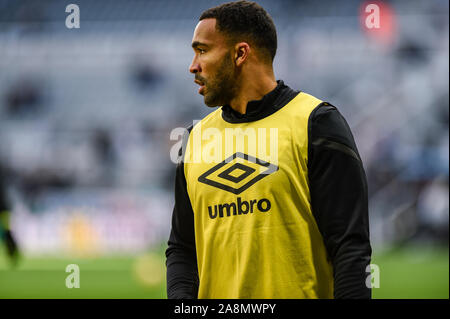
(198, 152), (278, 195)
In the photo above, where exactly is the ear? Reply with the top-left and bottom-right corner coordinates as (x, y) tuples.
(234, 42), (250, 67)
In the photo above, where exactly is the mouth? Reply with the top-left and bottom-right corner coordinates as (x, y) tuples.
(194, 79), (206, 95)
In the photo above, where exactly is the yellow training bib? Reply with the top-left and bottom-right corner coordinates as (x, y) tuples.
(184, 92), (334, 299)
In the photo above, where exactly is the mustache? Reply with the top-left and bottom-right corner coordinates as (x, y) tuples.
(195, 75), (207, 84)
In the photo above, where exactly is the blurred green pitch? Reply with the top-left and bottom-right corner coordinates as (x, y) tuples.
(0, 245), (167, 299)
(0, 244), (448, 299)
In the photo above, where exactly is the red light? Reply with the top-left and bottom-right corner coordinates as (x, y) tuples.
(360, 1), (397, 46)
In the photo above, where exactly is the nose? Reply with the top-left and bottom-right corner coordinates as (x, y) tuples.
(189, 56), (201, 74)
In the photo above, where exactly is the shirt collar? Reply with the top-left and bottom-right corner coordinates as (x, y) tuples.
(221, 80), (285, 121)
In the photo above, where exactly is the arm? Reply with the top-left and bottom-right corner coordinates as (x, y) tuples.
(0, 164), (9, 213)
(165, 129), (199, 299)
(308, 103), (372, 299)
(0, 166), (19, 264)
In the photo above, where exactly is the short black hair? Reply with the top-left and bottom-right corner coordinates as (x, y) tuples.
(199, 1), (277, 63)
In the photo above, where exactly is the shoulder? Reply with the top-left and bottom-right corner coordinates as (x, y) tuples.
(182, 107), (222, 141)
(177, 108), (222, 162)
(309, 102), (358, 150)
(190, 108), (222, 134)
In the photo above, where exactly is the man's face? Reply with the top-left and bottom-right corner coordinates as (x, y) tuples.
(189, 18), (237, 107)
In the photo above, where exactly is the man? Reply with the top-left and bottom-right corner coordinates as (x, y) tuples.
(166, 0), (371, 299)
(0, 164), (19, 265)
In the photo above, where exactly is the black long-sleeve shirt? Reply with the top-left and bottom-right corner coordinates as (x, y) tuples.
(166, 80), (371, 299)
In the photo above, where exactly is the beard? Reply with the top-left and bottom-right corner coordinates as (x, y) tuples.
(198, 54), (238, 107)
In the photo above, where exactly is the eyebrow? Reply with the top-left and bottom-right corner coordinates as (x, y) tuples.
(191, 41), (209, 49)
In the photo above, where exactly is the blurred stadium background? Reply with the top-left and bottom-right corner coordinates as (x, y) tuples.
(0, 0), (448, 299)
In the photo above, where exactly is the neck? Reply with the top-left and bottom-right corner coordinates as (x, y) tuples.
(229, 69), (277, 114)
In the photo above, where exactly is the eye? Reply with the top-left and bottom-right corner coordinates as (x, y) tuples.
(199, 49), (206, 54)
